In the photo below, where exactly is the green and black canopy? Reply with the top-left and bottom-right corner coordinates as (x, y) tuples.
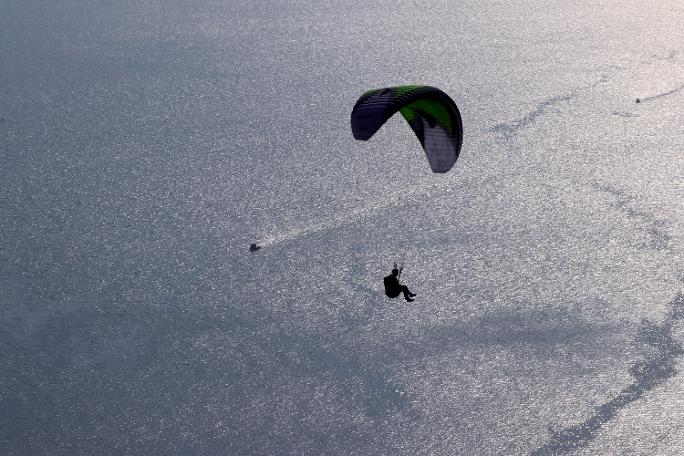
(351, 85), (463, 173)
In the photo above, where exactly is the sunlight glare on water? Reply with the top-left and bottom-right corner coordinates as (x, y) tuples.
(1, 0), (683, 454)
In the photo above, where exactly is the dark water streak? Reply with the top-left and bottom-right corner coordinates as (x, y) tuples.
(491, 93), (575, 139)
(591, 181), (672, 251)
(638, 83), (684, 103)
(531, 292), (684, 455)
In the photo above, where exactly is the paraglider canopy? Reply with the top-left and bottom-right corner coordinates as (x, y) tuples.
(351, 85), (463, 173)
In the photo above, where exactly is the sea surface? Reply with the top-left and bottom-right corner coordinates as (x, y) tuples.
(1, 1), (683, 454)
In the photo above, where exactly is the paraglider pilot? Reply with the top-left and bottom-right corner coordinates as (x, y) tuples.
(384, 264), (416, 302)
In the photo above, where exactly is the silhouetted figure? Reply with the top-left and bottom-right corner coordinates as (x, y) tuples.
(384, 264), (416, 302)
(249, 243), (261, 252)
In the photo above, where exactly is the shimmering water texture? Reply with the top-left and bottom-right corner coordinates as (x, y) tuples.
(1, 0), (683, 455)
(533, 292), (684, 455)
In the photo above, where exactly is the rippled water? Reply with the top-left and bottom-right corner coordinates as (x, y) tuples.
(1, 1), (683, 454)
